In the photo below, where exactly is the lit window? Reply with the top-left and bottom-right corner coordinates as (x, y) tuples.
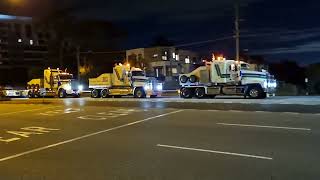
(176, 54), (179, 61)
(172, 52), (176, 58)
(185, 56), (190, 64)
(29, 40), (33, 45)
(153, 54), (158, 58)
(172, 68), (178, 74)
(18, 38), (22, 43)
(162, 56), (167, 61)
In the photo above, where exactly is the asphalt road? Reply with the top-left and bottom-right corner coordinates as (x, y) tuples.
(0, 102), (319, 180)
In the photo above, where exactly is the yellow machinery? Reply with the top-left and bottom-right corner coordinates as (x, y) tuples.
(89, 64), (162, 98)
(27, 68), (82, 98)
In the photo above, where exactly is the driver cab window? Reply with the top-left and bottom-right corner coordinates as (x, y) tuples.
(229, 64), (238, 71)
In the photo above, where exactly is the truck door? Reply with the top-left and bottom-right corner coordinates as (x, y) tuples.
(228, 63), (240, 84)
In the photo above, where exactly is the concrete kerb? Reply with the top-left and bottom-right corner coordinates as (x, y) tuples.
(1, 98), (320, 114)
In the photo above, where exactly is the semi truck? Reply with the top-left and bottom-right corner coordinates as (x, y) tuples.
(89, 64), (162, 98)
(179, 60), (277, 99)
(27, 68), (82, 98)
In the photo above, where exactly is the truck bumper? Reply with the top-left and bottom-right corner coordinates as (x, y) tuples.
(145, 90), (162, 97)
(66, 89), (81, 96)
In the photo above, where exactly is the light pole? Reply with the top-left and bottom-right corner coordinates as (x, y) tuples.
(235, 2), (240, 62)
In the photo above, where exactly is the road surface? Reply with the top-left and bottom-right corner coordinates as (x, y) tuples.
(0, 100), (319, 180)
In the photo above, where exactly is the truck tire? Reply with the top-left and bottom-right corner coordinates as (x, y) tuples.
(180, 88), (193, 99)
(189, 75), (197, 83)
(100, 89), (109, 98)
(28, 90), (34, 98)
(180, 75), (188, 83)
(195, 88), (206, 99)
(91, 89), (100, 98)
(58, 89), (67, 98)
(134, 88), (146, 98)
(247, 86), (263, 99)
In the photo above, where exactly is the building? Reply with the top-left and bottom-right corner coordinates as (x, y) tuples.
(0, 14), (55, 85)
(126, 46), (199, 81)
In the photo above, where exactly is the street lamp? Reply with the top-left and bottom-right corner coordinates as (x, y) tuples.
(7, 0), (24, 6)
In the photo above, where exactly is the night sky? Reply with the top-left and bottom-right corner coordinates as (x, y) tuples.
(2, 0), (320, 65)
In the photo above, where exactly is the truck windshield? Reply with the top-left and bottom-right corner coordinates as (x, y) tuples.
(59, 74), (73, 80)
(131, 71), (145, 77)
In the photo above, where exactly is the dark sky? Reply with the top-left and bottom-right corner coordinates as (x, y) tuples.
(2, 0), (320, 64)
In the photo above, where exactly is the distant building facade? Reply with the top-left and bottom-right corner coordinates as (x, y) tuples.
(0, 14), (55, 85)
(126, 46), (199, 81)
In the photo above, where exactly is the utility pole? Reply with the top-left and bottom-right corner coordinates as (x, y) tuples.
(76, 45), (81, 82)
(235, 2), (240, 62)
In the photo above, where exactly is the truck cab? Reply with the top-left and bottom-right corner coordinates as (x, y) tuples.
(89, 64), (162, 98)
(27, 68), (82, 98)
(179, 60), (277, 99)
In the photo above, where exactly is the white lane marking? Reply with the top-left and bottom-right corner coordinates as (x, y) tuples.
(0, 110), (183, 162)
(217, 123), (311, 131)
(0, 106), (60, 116)
(157, 144), (273, 160)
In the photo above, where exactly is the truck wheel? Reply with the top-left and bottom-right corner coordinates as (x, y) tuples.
(28, 91), (34, 98)
(261, 92), (267, 99)
(195, 88), (206, 99)
(134, 88), (146, 98)
(180, 75), (188, 83)
(58, 89), (67, 98)
(91, 89), (100, 98)
(247, 86), (262, 99)
(100, 89), (109, 98)
(180, 88), (193, 99)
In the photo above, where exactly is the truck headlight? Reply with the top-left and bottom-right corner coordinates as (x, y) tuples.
(156, 84), (163, 91)
(65, 84), (72, 91)
(263, 81), (268, 89)
(78, 85), (83, 91)
(144, 83), (152, 91)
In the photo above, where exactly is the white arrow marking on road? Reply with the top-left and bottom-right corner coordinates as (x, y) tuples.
(157, 144), (273, 160)
(0, 106), (60, 116)
(217, 123), (311, 131)
(0, 110), (183, 162)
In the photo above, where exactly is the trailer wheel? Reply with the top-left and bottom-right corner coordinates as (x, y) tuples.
(100, 89), (109, 98)
(91, 89), (100, 98)
(180, 88), (193, 99)
(195, 88), (206, 99)
(134, 88), (146, 98)
(247, 86), (263, 99)
(58, 89), (67, 98)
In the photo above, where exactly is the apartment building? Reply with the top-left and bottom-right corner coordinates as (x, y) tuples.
(0, 14), (55, 85)
(126, 46), (199, 81)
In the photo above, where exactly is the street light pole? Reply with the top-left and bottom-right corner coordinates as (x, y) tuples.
(76, 45), (80, 82)
(235, 3), (240, 62)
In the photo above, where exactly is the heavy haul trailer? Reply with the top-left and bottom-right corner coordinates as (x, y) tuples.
(27, 68), (82, 98)
(179, 60), (277, 99)
(89, 64), (162, 98)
